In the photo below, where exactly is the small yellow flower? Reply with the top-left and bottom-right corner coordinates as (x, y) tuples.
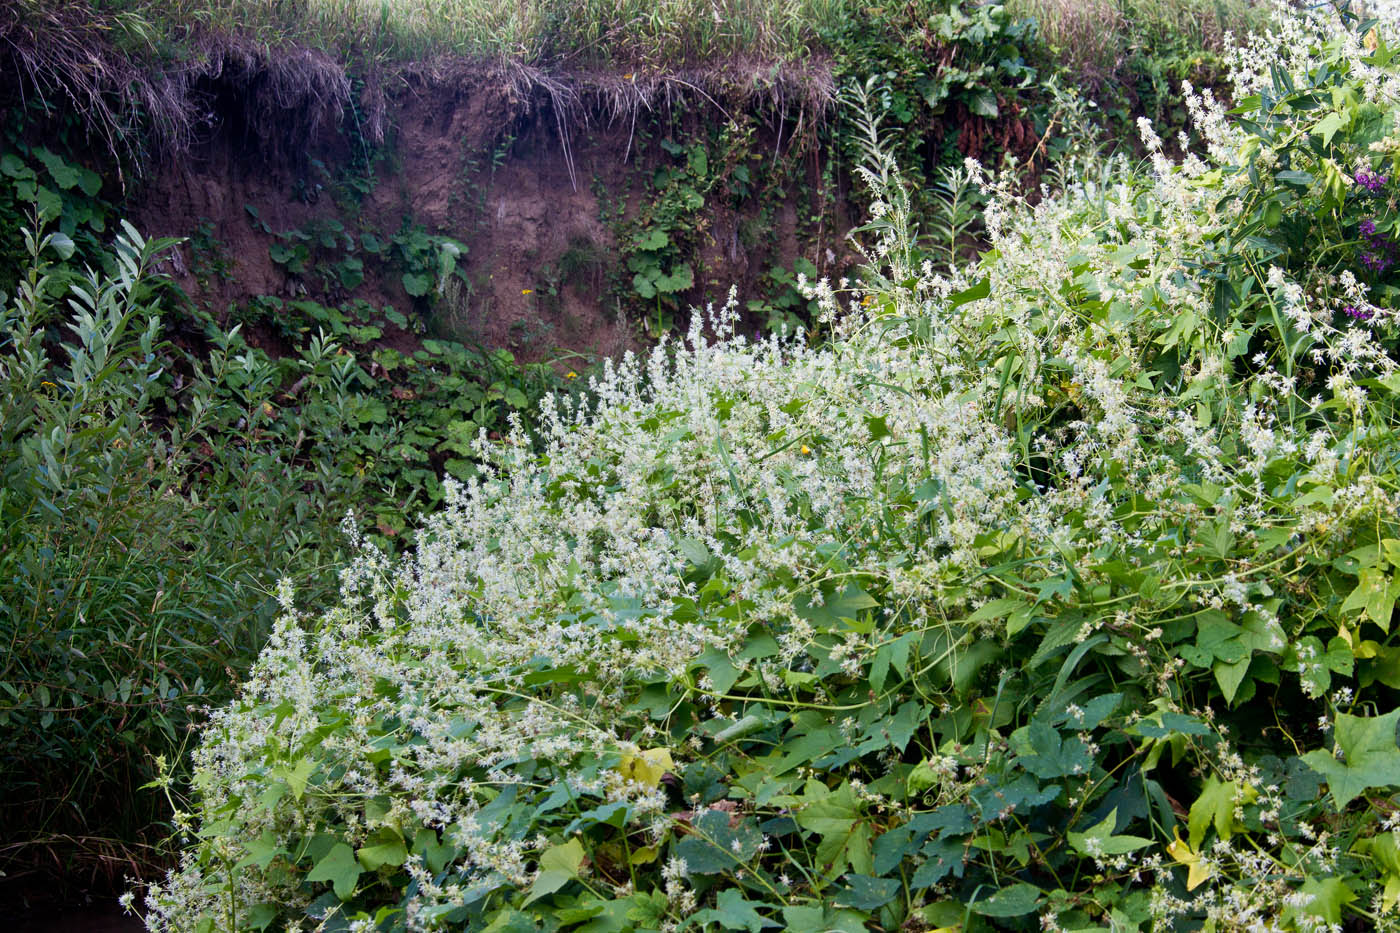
(800, 444), (811, 455)
(522, 288), (533, 295)
(623, 73), (634, 81)
(40, 380), (56, 388)
(565, 371), (578, 379)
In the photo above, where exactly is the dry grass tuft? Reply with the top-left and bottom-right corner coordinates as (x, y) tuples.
(0, 1), (192, 162)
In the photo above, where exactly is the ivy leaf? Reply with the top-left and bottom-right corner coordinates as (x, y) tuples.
(1301, 708), (1400, 809)
(306, 842), (360, 900)
(357, 830), (408, 871)
(675, 809), (762, 873)
(1341, 567), (1398, 633)
(1286, 877), (1356, 926)
(1188, 777), (1255, 850)
(1166, 828), (1213, 891)
(695, 888), (780, 932)
(969, 882), (1042, 917)
(616, 747), (673, 789)
(413, 828), (455, 874)
(837, 874), (901, 911)
(524, 838), (585, 905)
(1018, 720), (1093, 778)
(1067, 808), (1153, 857)
(282, 757), (314, 801)
(235, 832), (288, 870)
(911, 835), (966, 887)
(1312, 111), (1346, 146)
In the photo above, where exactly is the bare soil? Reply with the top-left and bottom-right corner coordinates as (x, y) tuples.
(130, 66), (859, 366)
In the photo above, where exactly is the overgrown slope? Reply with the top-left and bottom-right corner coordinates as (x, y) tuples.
(138, 5), (1400, 931)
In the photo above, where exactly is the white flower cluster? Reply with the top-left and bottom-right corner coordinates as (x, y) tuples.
(144, 3), (1400, 929)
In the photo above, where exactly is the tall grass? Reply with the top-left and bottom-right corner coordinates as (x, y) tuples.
(1004, 0), (1268, 87)
(115, 0), (861, 67)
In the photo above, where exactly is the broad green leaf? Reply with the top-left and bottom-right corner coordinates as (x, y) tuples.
(306, 843), (360, 900)
(34, 147), (81, 189)
(524, 837), (585, 905)
(1312, 111), (1345, 145)
(357, 830), (408, 871)
(837, 874), (901, 911)
(1287, 877), (1356, 926)
(795, 582), (879, 628)
(1188, 777), (1254, 850)
(696, 888), (780, 932)
(969, 882), (1042, 917)
(1213, 655), (1251, 704)
(949, 276), (990, 308)
(1341, 567), (1398, 633)
(1353, 833), (1400, 912)
(1068, 808), (1153, 857)
(402, 271), (434, 296)
(781, 905), (867, 933)
(1301, 708), (1400, 808)
(968, 88), (999, 118)
(47, 232), (75, 260)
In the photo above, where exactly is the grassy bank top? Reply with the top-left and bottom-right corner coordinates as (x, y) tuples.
(63, 0), (1266, 72)
(73, 0), (857, 69)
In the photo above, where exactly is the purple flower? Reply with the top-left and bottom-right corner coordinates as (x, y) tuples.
(1360, 218), (1378, 236)
(1355, 171), (1388, 194)
(1344, 305), (1375, 321)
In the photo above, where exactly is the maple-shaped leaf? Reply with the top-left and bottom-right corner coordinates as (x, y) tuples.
(1166, 828), (1213, 891)
(695, 889), (781, 932)
(1302, 708), (1400, 809)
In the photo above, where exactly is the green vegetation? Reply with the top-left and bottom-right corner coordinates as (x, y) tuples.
(0, 221), (350, 880)
(0, 191), (566, 888)
(1007, 0), (1270, 132)
(16, 0), (1400, 924)
(127, 5), (1400, 932)
(104, 0), (851, 67)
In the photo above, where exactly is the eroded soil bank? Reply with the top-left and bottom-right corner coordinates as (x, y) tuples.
(129, 67), (871, 363)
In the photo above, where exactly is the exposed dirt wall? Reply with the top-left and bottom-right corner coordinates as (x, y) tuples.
(131, 69), (859, 364)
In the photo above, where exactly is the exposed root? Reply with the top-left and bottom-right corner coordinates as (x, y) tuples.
(2, 1), (835, 184)
(0, 0), (192, 166)
(178, 35), (353, 167)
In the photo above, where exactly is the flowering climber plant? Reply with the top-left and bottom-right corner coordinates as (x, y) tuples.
(141, 4), (1400, 932)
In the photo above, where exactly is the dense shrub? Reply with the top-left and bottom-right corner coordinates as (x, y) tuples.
(0, 222), (349, 879)
(142, 5), (1400, 932)
(0, 215), (570, 885)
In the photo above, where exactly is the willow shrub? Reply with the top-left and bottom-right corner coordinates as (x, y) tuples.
(0, 221), (356, 879)
(142, 5), (1400, 931)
